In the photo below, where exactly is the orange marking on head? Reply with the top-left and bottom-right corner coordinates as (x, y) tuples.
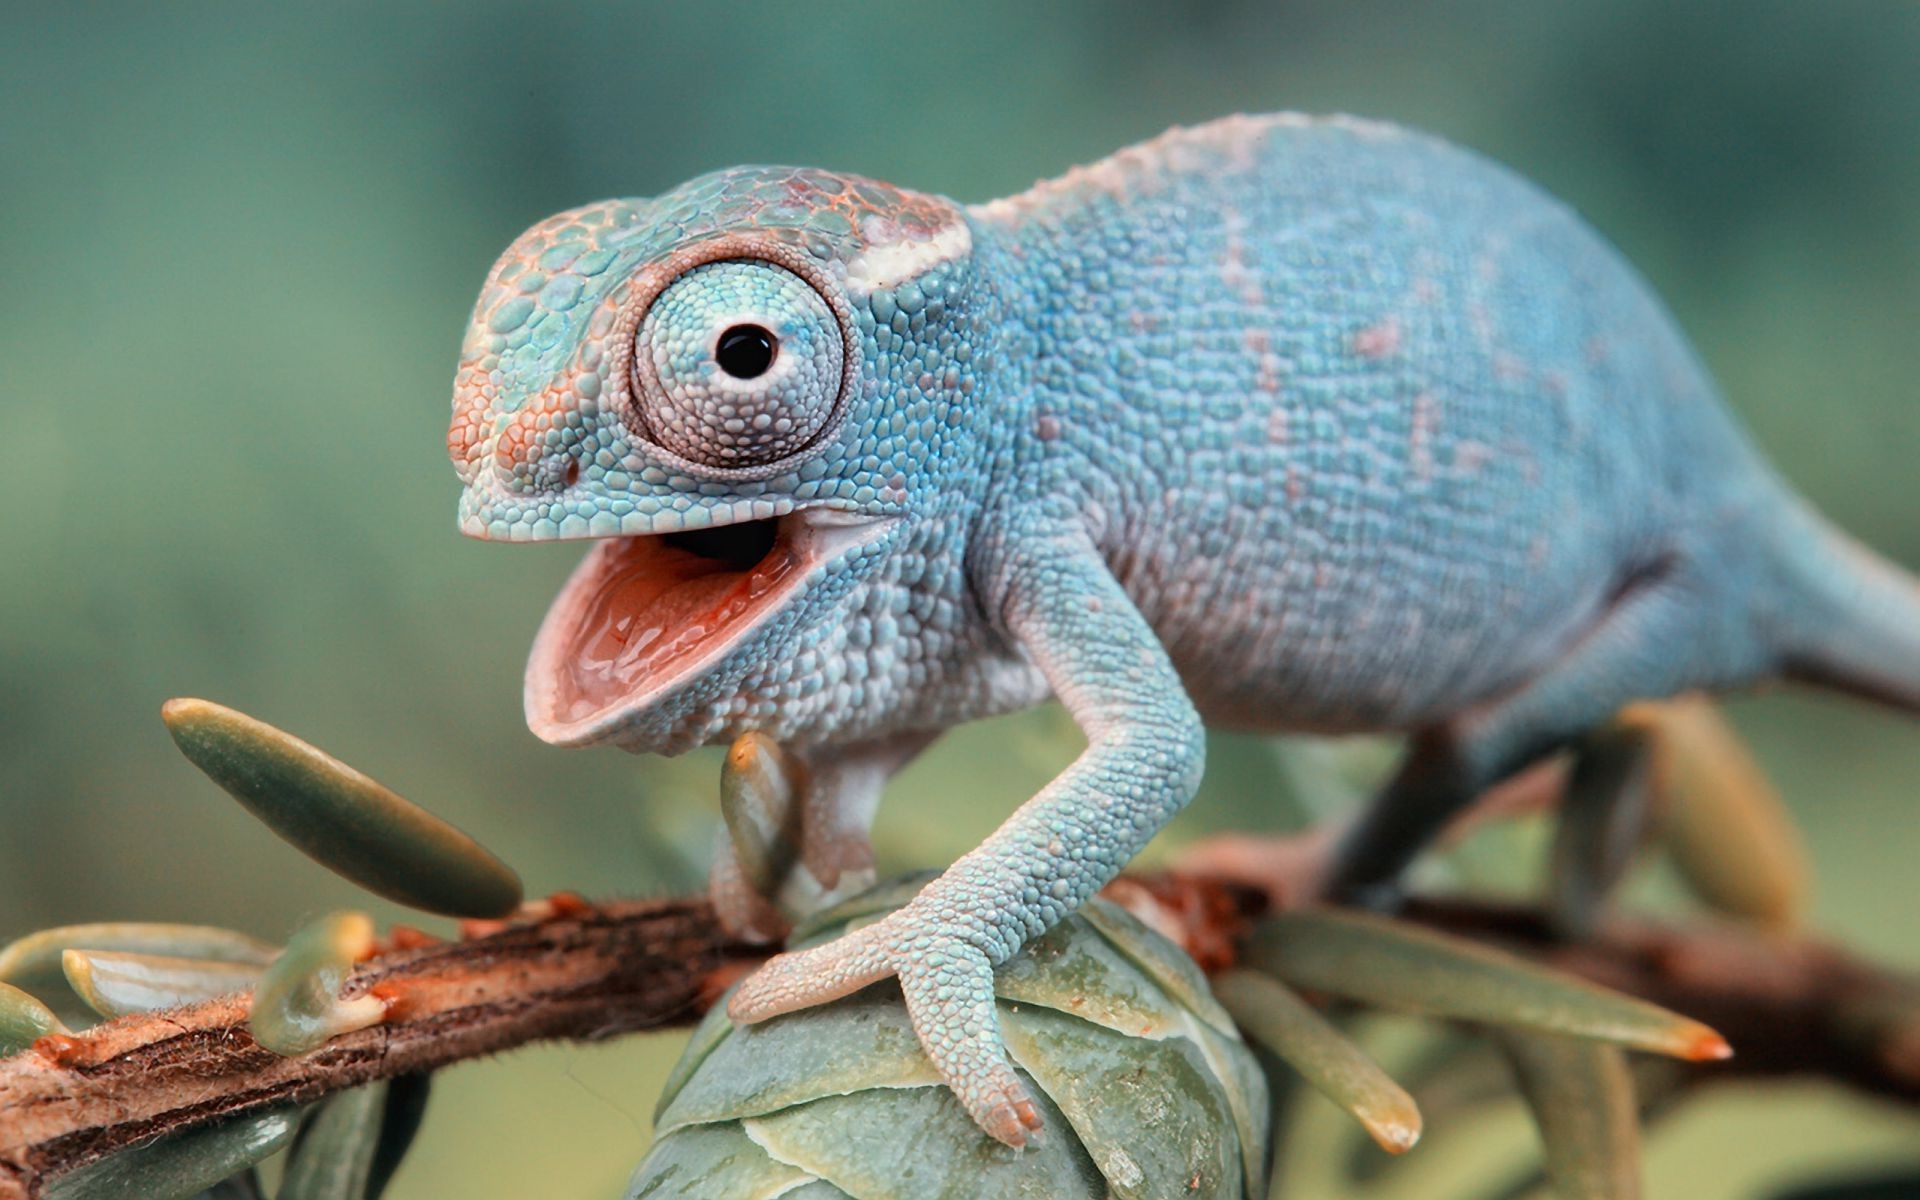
(447, 359), (497, 477)
(491, 382), (578, 480)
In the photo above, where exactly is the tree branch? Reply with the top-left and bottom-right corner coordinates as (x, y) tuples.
(0, 877), (1913, 1198)
(0, 898), (759, 1199)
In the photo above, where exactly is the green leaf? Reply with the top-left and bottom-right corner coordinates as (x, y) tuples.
(1245, 909), (1729, 1061)
(280, 1086), (387, 1200)
(992, 913), (1196, 1040)
(742, 1082), (1106, 1200)
(362, 1074), (431, 1199)
(1078, 897), (1238, 1036)
(249, 912), (386, 1057)
(1190, 1013), (1273, 1199)
(161, 698), (522, 918)
(1001, 1002), (1246, 1200)
(62, 951), (261, 1018)
(1550, 722), (1658, 939)
(0, 979), (67, 1053)
(1639, 697), (1809, 931)
(43, 1109), (300, 1200)
(1343, 1030), (1518, 1184)
(653, 984), (744, 1122)
(719, 732), (800, 897)
(776, 1183), (857, 1200)
(0, 923), (275, 1000)
(655, 989), (938, 1133)
(278, 1074), (429, 1200)
(1496, 1029), (1642, 1200)
(1213, 968), (1420, 1153)
(195, 1172), (266, 1199)
(625, 1123), (822, 1199)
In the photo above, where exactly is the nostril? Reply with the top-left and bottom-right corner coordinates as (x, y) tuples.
(563, 459), (581, 489)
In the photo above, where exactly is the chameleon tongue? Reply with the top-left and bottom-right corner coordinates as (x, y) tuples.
(555, 526), (800, 723)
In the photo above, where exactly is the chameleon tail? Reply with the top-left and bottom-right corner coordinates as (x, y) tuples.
(1769, 496), (1920, 715)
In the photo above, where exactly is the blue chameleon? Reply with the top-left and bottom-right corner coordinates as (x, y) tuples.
(449, 114), (1920, 1145)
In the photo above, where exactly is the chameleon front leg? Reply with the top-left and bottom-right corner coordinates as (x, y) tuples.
(710, 731), (938, 942)
(728, 529), (1206, 1146)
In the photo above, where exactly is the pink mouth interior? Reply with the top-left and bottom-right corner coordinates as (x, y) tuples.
(550, 518), (800, 725)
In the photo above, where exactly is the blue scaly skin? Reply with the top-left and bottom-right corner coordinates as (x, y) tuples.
(450, 114), (1920, 1146)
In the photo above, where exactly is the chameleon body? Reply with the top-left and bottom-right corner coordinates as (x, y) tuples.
(450, 114), (1920, 1145)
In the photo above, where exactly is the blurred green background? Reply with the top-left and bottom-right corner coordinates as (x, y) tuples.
(4, 2), (1918, 1195)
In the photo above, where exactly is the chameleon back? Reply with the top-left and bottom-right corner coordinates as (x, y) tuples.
(968, 114), (1800, 731)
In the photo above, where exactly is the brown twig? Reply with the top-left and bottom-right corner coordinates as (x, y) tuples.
(0, 897), (760, 1199)
(0, 876), (1914, 1198)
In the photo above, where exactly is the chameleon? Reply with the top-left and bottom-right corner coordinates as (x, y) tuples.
(447, 113), (1920, 1146)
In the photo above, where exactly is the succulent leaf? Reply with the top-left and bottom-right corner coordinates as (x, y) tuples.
(1496, 1029), (1642, 1200)
(1631, 697), (1810, 930)
(41, 1108), (299, 1200)
(1245, 909), (1728, 1061)
(1342, 1030), (1517, 1183)
(248, 912), (386, 1057)
(0, 980), (68, 1054)
(741, 1083), (1101, 1200)
(719, 731), (801, 896)
(61, 951), (261, 1018)
(1212, 968), (1421, 1153)
(1002, 1001), (1248, 1198)
(625, 1122), (830, 1198)
(991, 912), (1196, 1039)
(194, 1172), (266, 1199)
(777, 1183), (858, 1200)
(161, 698), (523, 918)
(1550, 721), (1658, 939)
(1077, 897), (1238, 1036)
(279, 1074), (430, 1200)
(655, 988), (940, 1132)
(0, 922), (275, 1001)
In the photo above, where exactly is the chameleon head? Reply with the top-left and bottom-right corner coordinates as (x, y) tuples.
(449, 166), (989, 753)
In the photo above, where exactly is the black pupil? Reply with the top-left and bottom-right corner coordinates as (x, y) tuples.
(715, 324), (777, 379)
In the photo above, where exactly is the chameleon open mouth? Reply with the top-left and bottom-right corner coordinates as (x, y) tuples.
(524, 509), (889, 745)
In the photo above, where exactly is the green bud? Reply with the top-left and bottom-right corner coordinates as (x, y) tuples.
(632, 884), (1270, 1199)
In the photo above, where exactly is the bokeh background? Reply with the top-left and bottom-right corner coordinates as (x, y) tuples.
(5, 2), (1919, 1195)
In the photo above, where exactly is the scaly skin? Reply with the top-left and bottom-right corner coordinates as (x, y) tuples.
(450, 114), (1920, 1146)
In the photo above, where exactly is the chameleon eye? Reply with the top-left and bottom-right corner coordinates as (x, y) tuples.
(715, 324), (777, 380)
(633, 261), (844, 468)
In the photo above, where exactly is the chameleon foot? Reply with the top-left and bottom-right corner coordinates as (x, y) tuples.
(729, 914), (1042, 1148)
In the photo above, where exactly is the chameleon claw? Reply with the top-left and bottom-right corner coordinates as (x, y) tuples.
(728, 913), (1043, 1148)
(973, 1071), (1045, 1149)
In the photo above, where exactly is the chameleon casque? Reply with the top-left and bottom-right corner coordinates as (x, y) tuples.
(448, 113), (1920, 1146)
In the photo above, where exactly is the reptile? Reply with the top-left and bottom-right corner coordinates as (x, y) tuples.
(447, 113), (1920, 1147)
